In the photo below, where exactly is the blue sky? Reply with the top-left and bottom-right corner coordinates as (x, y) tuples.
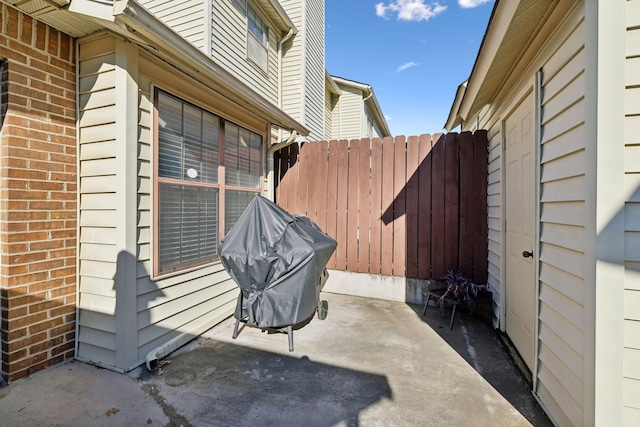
(325, 0), (494, 136)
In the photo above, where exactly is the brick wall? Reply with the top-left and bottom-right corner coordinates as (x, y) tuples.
(0, 4), (77, 382)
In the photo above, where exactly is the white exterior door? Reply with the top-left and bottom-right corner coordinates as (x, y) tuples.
(505, 91), (536, 371)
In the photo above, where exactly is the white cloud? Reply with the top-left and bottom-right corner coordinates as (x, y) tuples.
(458, 0), (492, 8)
(397, 61), (418, 72)
(375, 1), (447, 22)
(385, 115), (393, 121)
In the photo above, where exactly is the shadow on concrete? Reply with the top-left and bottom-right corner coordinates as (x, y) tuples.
(138, 338), (392, 427)
(409, 299), (554, 427)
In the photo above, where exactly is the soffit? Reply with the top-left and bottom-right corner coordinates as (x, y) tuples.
(461, 0), (554, 122)
(1, 0), (103, 37)
(254, 0), (296, 36)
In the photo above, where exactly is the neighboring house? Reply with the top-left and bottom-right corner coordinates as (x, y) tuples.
(325, 75), (391, 140)
(445, 1), (639, 425)
(0, 0), (310, 381)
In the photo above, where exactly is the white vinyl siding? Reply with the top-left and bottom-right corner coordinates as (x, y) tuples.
(211, 0), (279, 104)
(280, 0), (325, 141)
(280, 1), (302, 121)
(137, 0), (206, 51)
(624, 0), (640, 422)
(78, 32), (277, 372)
(302, 0), (324, 141)
(77, 35), (119, 367)
(537, 13), (587, 426)
(324, 89), (333, 140)
(335, 85), (362, 141)
(485, 120), (502, 328)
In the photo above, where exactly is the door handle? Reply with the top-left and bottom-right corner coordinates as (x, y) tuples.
(522, 250), (533, 258)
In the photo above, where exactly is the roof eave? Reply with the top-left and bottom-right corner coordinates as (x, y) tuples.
(457, 0), (517, 123)
(454, 0), (557, 126)
(444, 80), (467, 132)
(256, 0), (297, 36)
(111, 0), (309, 135)
(325, 71), (342, 95)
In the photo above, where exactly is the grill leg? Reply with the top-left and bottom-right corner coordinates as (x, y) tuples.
(287, 325), (294, 352)
(449, 304), (457, 330)
(422, 292), (432, 316)
(232, 319), (240, 339)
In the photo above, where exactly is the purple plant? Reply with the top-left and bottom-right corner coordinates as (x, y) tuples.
(439, 270), (487, 313)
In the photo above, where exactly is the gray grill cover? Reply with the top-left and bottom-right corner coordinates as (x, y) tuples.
(219, 196), (337, 328)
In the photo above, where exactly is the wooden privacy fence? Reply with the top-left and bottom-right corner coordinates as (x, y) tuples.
(274, 131), (488, 284)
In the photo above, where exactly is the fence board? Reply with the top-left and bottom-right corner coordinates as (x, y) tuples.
(369, 138), (384, 275)
(274, 132), (488, 283)
(335, 140), (349, 270)
(444, 133), (460, 274)
(288, 143), (300, 214)
(297, 142), (310, 215)
(392, 136), (407, 277)
(325, 140), (340, 269)
(358, 139), (371, 273)
(276, 144), (290, 210)
(315, 141), (329, 233)
(458, 132), (475, 278)
(381, 136), (395, 276)
(274, 148), (282, 204)
(431, 134), (446, 278)
(305, 141), (321, 219)
(417, 134), (433, 278)
(406, 136), (420, 278)
(347, 139), (360, 271)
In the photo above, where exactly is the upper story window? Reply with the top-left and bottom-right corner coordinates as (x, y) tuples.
(154, 89), (262, 276)
(233, 0), (269, 74)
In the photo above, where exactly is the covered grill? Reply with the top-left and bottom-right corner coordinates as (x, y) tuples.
(219, 196), (337, 351)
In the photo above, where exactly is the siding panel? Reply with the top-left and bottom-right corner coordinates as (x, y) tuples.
(625, 0), (640, 417)
(537, 7), (587, 426)
(336, 87), (363, 141)
(138, 0), (205, 50)
(77, 35), (119, 363)
(486, 124), (502, 326)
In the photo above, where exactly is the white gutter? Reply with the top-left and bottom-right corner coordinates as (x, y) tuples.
(267, 130), (298, 156)
(362, 89), (373, 137)
(362, 86), (391, 137)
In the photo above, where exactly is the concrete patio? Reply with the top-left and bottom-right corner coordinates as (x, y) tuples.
(0, 292), (552, 426)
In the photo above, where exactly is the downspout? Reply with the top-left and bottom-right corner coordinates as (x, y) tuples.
(267, 28), (296, 201)
(362, 87), (373, 137)
(277, 28), (295, 143)
(145, 333), (195, 371)
(264, 130), (298, 200)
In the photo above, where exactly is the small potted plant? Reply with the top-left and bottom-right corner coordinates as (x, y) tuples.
(439, 270), (491, 318)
